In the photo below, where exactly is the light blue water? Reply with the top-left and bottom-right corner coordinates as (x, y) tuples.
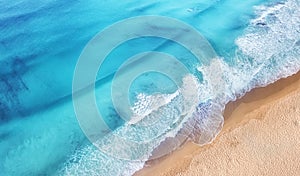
(0, 0), (299, 175)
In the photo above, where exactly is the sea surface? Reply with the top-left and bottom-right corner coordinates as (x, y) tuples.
(0, 0), (299, 175)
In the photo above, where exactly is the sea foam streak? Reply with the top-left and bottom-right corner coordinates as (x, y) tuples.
(190, 0), (300, 144)
(60, 0), (300, 175)
(60, 75), (201, 175)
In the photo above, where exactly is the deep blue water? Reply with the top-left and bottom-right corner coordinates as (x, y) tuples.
(0, 0), (299, 175)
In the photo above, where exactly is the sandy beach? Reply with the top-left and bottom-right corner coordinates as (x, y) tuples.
(136, 71), (300, 176)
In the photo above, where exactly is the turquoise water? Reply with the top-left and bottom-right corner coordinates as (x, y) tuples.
(0, 0), (299, 175)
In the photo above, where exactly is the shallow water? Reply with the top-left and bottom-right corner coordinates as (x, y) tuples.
(0, 0), (299, 175)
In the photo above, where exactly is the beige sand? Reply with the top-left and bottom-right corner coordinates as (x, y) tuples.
(136, 71), (300, 176)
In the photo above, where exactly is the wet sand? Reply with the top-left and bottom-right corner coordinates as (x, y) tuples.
(136, 71), (300, 176)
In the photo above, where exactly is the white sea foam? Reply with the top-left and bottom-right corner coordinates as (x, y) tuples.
(189, 0), (300, 145)
(129, 91), (180, 124)
(59, 74), (201, 175)
(236, 0), (300, 86)
(190, 0), (300, 145)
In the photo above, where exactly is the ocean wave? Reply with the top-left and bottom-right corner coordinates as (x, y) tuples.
(59, 74), (200, 175)
(59, 0), (300, 175)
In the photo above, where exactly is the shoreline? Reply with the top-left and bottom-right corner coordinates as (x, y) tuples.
(136, 71), (300, 175)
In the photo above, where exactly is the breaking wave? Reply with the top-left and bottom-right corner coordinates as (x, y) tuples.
(59, 0), (300, 175)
